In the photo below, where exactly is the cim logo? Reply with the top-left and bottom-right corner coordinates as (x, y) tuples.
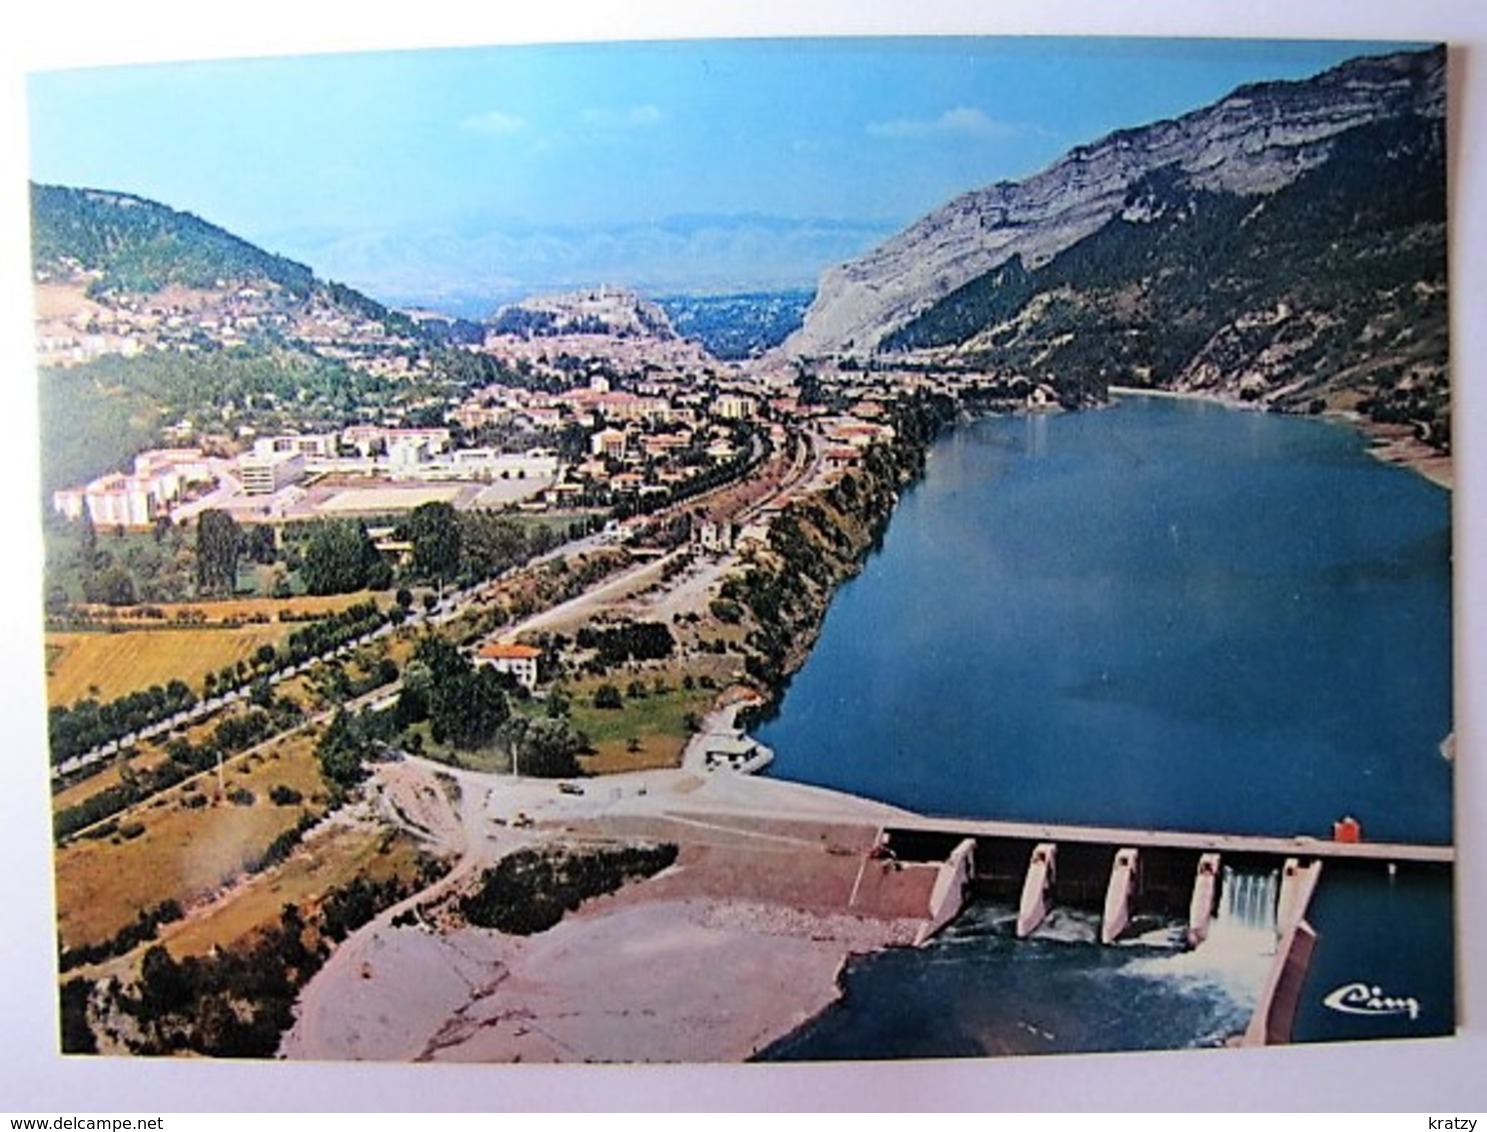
(1322, 981), (1422, 1021)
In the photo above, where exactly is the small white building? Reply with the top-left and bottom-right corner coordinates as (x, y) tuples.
(474, 641), (542, 690)
(697, 519), (735, 553)
(715, 393), (756, 421)
(591, 427), (628, 460)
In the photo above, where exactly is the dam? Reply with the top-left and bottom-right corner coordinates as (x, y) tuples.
(844, 816), (1453, 1047)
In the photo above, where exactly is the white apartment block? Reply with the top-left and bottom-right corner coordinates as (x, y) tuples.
(449, 449), (561, 479)
(253, 434), (339, 460)
(238, 449), (307, 495)
(715, 393), (756, 420)
(52, 447), (212, 527)
(342, 425), (451, 458)
(53, 474), (155, 527)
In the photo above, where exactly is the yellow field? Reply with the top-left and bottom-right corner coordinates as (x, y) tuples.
(158, 827), (427, 960)
(46, 625), (289, 706)
(49, 592), (387, 706)
(53, 730), (328, 950)
(77, 592), (377, 626)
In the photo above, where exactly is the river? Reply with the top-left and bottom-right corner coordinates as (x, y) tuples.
(753, 395), (1455, 1059)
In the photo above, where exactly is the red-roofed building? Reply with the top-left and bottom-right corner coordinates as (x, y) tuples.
(475, 641), (543, 690)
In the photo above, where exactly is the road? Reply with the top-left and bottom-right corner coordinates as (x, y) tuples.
(54, 420), (813, 792)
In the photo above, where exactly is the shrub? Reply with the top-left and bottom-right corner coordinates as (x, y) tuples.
(459, 843), (678, 935)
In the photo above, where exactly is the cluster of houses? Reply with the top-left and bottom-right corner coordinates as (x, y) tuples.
(49, 368), (771, 528)
(44, 269), (956, 555)
(33, 275), (418, 373)
(52, 449), (214, 528)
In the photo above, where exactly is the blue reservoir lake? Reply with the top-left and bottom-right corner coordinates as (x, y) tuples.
(758, 395), (1453, 843)
(753, 395), (1455, 1058)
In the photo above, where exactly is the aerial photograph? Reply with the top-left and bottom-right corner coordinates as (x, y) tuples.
(23, 32), (1455, 1070)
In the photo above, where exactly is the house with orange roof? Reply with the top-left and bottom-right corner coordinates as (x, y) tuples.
(475, 641), (543, 690)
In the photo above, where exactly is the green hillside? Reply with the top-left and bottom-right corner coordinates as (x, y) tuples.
(31, 183), (317, 297)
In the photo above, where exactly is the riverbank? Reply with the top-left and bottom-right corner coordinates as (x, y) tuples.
(725, 394), (956, 702)
(1353, 419), (1453, 490)
(280, 737), (928, 1063)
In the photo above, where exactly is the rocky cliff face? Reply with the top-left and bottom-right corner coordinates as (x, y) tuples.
(786, 46), (1444, 358)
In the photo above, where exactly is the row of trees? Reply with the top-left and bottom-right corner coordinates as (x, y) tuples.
(47, 679), (196, 767)
(457, 843), (678, 935)
(396, 501), (566, 591)
(573, 620), (677, 667)
(53, 702), (298, 841)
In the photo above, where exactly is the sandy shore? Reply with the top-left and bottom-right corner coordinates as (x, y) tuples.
(280, 716), (928, 1064)
(1109, 386), (1452, 490)
(1353, 420), (1453, 490)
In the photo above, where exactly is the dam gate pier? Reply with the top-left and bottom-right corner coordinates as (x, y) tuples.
(845, 816), (1453, 1045)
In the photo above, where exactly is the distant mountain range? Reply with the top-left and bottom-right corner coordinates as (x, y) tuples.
(263, 213), (894, 319)
(788, 45), (1448, 443)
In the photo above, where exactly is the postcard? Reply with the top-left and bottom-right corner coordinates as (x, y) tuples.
(8, 6), (1484, 1112)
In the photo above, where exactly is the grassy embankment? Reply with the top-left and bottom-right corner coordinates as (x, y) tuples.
(157, 825), (429, 961)
(53, 725), (329, 953)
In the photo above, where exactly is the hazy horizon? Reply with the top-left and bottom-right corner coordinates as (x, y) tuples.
(28, 36), (1426, 313)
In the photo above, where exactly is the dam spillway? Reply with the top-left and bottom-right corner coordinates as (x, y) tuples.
(872, 816), (1448, 932)
(853, 816), (1450, 1045)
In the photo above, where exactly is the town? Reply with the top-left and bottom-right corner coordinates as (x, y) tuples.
(36, 234), (984, 1058)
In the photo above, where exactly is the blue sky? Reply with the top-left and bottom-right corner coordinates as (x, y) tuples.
(28, 36), (1425, 311)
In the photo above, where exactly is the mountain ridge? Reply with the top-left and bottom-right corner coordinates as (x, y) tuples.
(785, 45), (1446, 359)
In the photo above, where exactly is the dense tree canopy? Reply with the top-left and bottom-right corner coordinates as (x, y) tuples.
(406, 502), (462, 586)
(410, 635), (510, 750)
(505, 716), (588, 779)
(195, 509), (241, 596)
(299, 519), (391, 595)
(315, 708), (372, 794)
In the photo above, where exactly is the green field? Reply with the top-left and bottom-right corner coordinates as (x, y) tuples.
(564, 683), (713, 773)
